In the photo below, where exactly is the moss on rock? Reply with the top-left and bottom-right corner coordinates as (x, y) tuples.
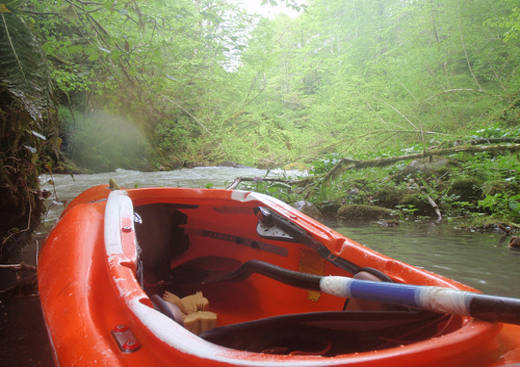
(373, 186), (406, 208)
(448, 178), (483, 202)
(292, 200), (323, 220)
(399, 193), (435, 216)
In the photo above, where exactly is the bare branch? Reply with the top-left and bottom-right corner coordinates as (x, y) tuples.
(427, 196), (442, 223)
(0, 263), (36, 271)
(386, 103), (419, 131)
(227, 177), (300, 190)
(459, 24), (482, 91)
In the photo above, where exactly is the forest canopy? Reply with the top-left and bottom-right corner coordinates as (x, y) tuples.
(5, 0), (520, 170)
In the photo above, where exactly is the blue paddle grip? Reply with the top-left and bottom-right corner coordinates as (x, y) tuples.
(349, 280), (419, 307)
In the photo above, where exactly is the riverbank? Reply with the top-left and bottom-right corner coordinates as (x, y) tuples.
(52, 155), (519, 234)
(311, 148), (520, 233)
(237, 149), (520, 233)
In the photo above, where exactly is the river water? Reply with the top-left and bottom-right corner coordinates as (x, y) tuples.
(39, 166), (520, 298)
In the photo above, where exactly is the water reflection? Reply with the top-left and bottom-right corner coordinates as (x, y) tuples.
(335, 222), (520, 298)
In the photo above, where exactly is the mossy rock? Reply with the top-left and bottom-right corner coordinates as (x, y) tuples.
(373, 187), (406, 208)
(337, 204), (394, 222)
(399, 193), (435, 216)
(462, 217), (520, 233)
(292, 200), (323, 220)
(448, 178), (483, 202)
(318, 201), (341, 219)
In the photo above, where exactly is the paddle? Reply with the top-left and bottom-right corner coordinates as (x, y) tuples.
(193, 259), (520, 325)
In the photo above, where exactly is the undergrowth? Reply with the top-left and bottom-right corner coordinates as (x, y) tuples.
(249, 126), (520, 228)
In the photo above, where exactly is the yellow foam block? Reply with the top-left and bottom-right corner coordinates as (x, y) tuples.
(163, 291), (186, 313)
(183, 311), (218, 335)
(181, 291), (209, 314)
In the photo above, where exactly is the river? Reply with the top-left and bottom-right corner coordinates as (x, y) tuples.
(3, 166), (518, 366)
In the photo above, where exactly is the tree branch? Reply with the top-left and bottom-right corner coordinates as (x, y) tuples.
(470, 137), (520, 145)
(227, 176), (300, 190)
(0, 263), (36, 271)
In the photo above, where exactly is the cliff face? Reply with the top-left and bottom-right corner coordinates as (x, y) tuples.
(0, 9), (59, 260)
(0, 90), (48, 260)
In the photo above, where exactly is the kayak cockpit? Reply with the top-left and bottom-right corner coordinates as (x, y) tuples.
(103, 189), (465, 358)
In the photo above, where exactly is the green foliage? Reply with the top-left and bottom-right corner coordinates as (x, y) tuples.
(10, 0), (520, 171)
(471, 125), (518, 139)
(310, 153), (341, 175)
(305, 140), (519, 224)
(478, 193), (520, 221)
(0, 1), (59, 259)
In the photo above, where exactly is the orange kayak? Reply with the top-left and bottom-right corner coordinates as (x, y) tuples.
(38, 185), (520, 366)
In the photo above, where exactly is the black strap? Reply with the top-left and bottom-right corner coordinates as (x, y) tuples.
(255, 207), (361, 274)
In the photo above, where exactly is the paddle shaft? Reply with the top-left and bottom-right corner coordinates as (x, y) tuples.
(320, 276), (520, 325)
(212, 260), (520, 325)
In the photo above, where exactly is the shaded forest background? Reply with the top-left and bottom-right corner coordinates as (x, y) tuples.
(1, 0), (520, 257)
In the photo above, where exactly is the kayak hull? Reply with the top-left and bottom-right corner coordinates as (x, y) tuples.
(38, 185), (519, 366)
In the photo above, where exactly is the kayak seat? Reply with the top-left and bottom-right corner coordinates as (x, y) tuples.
(200, 310), (446, 356)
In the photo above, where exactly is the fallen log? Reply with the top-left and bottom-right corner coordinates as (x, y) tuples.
(323, 143), (520, 184)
